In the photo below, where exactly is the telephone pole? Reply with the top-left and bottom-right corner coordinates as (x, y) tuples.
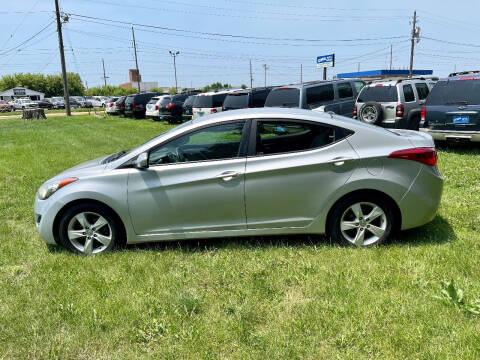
(300, 64), (303, 84)
(54, 0), (71, 116)
(357, 62), (360, 72)
(390, 44), (393, 70)
(131, 27), (141, 92)
(169, 50), (180, 93)
(262, 64), (268, 87)
(409, 10), (419, 78)
(249, 59), (253, 88)
(101, 58), (108, 86)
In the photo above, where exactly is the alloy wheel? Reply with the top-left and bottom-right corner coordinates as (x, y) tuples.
(340, 202), (387, 246)
(361, 106), (378, 122)
(67, 211), (112, 254)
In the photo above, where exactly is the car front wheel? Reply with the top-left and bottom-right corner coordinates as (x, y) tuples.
(58, 203), (120, 255)
(328, 194), (394, 247)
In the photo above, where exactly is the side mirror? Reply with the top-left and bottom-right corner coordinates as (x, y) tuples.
(135, 152), (149, 169)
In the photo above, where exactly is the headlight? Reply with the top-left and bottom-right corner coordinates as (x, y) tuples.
(37, 178), (78, 200)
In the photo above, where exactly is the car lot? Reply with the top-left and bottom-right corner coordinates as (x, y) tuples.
(0, 114), (479, 358)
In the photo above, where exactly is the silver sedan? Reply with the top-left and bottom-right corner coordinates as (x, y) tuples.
(34, 108), (443, 254)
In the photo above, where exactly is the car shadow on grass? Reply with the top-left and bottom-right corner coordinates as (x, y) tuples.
(436, 142), (480, 155)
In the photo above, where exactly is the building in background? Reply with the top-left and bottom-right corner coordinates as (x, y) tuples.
(119, 69), (159, 92)
(0, 86), (44, 101)
(336, 69), (434, 81)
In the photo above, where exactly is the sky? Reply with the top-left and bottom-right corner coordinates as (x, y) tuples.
(1, 0), (480, 89)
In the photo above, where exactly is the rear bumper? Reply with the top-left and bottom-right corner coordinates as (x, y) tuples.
(399, 165), (443, 230)
(419, 128), (480, 142)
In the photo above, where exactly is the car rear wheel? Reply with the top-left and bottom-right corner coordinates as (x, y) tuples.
(58, 203), (120, 255)
(328, 195), (394, 247)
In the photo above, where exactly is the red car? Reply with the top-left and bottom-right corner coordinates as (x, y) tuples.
(0, 100), (12, 112)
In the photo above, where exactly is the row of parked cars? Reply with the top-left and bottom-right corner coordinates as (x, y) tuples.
(0, 96), (113, 112)
(110, 71), (477, 143)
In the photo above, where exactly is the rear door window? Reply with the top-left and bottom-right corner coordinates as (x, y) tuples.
(353, 81), (365, 94)
(264, 88), (300, 108)
(403, 84), (415, 102)
(306, 84), (334, 108)
(213, 94), (228, 107)
(415, 83), (430, 100)
(357, 86), (398, 103)
(337, 82), (354, 98)
(254, 120), (343, 156)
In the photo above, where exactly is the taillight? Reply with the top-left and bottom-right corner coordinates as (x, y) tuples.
(109, 103), (113, 107)
(155, 105), (159, 110)
(133, 102), (137, 110)
(396, 104), (404, 117)
(353, 105), (357, 117)
(388, 147), (437, 166)
(166, 103), (175, 109)
(210, 108), (217, 113)
(421, 107), (426, 121)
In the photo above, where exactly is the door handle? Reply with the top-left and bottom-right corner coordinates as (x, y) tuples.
(215, 171), (242, 181)
(326, 157), (354, 166)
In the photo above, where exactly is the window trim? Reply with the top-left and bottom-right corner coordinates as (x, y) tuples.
(145, 119), (251, 168)
(247, 118), (353, 158)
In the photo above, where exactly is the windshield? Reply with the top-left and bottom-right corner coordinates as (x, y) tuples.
(264, 88), (300, 108)
(223, 94), (248, 109)
(357, 86), (398, 103)
(426, 80), (480, 106)
(193, 96), (213, 108)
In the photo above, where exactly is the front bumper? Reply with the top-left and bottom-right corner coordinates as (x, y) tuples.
(34, 195), (67, 245)
(420, 128), (480, 142)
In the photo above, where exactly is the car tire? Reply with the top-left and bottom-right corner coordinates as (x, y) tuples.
(328, 194), (394, 247)
(359, 102), (383, 125)
(58, 203), (121, 255)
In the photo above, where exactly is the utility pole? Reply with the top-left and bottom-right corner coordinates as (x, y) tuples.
(300, 64), (303, 84)
(54, 0), (71, 116)
(169, 50), (180, 93)
(409, 10), (419, 78)
(131, 26), (141, 92)
(262, 64), (268, 87)
(249, 59), (253, 88)
(357, 62), (360, 72)
(101, 58), (108, 87)
(390, 44), (393, 70)
(323, 67), (327, 80)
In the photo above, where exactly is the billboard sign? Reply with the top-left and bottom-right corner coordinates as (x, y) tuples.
(316, 54), (335, 68)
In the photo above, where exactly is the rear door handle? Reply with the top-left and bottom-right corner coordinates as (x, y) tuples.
(215, 171), (242, 181)
(326, 157), (354, 166)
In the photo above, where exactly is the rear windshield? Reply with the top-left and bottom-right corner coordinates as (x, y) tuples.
(160, 97), (172, 106)
(426, 80), (480, 106)
(148, 98), (159, 104)
(223, 93), (248, 109)
(357, 86), (398, 103)
(264, 88), (300, 108)
(125, 96), (134, 104)
(193, 96), (213, 108)
(183, 96), (196, 106)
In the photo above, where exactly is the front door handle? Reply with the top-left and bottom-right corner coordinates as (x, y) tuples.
(215, 171), (242, 181)
(326, 157), (354, 166)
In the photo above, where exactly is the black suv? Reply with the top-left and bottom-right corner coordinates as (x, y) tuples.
(159, 91), (201, 123)
(264, 79), (365, 117)
(124, 92), (160, 119)
(222, 87), (272, 111)
(420, 71), (480, 143)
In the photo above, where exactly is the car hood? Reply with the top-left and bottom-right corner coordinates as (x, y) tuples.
(50, 155), (109, 181)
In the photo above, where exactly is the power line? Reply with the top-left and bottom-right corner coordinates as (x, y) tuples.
(0, 21), (55, 56)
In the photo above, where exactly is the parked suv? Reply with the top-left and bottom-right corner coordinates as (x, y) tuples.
(145, 94), (170, 120)
(223, 87), (273, 111)
(158, 92), (200, 123)
(354, 79), (435, 129)
(420, 71), (480, 142)
(264, 80), (365, 117)
(115, 96), (127, 116)
(192, 90), (237, 119)
(125, 92), (160, 119)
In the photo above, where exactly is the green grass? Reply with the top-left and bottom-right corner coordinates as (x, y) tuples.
(1, 115), (480, 359)
(1, 107), (103, 116)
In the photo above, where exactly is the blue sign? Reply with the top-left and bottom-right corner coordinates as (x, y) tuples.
(316, 54), (335, 68)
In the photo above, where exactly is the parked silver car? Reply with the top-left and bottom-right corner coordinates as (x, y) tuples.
(34, 108), (443, 254)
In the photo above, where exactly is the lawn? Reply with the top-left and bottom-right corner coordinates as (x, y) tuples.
(1, 114), (480, 359)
